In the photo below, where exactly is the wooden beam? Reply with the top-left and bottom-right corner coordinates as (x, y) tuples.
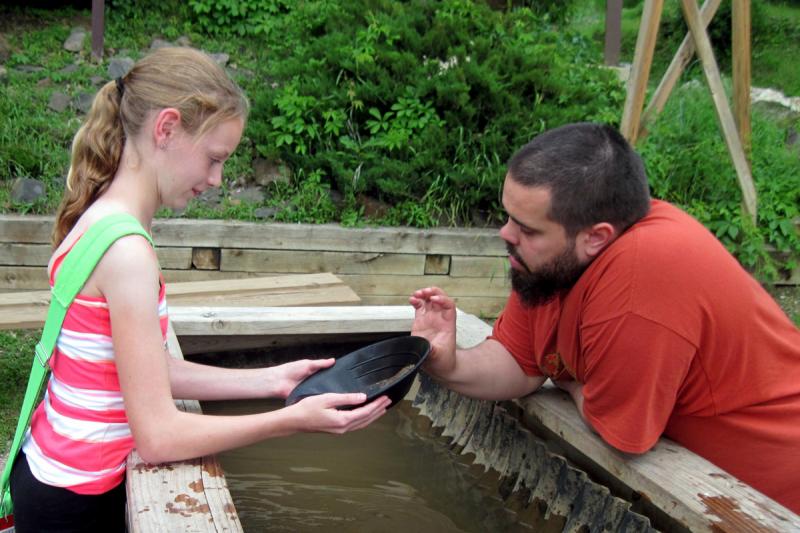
(732, 0), (752, 155)
(604, 0), (623, 66)
(126, 324), (242, 532)
(91, 0), (104, 60)
(620, 0), (664, 144)
(0, 274), (360, 330)
(680, 0), (757, 222)
(639, 0), (722, 139)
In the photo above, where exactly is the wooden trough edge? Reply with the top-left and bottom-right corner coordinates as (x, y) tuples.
(126, 306), (800, 533)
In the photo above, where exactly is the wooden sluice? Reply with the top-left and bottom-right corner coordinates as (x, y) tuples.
(123, 306), (799, 532)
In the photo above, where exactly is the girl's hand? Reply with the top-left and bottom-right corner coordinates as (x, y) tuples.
(266, 358), (337, 399)
(289, 393), (391, 434)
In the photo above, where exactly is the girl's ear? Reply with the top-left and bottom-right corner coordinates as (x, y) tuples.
(153, 108), (181, 148)
(577, 222), (617, 260)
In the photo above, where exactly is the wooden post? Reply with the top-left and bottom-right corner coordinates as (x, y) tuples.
(680, 0), (757, 222)
(639, 0), (722, 139)
(732, 0), (752, 156)
(604, 0), (623, 66)
(620, 0), (664, 144)
(91, 0), (104, 60)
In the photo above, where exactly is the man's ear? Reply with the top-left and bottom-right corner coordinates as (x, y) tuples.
(578, 222), (617, 259)
(153, 108), (181, 148)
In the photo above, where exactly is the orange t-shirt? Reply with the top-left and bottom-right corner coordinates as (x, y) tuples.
(491, 200), (800, 513)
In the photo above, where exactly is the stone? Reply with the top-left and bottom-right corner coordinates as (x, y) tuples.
(10, 178), (46, 204)
(15, 65), (44, 74)
(58, 63), (79, 75)
(149, 38), (173, 50)
(175, 36), (191, 47)
(209, 53), (230, 67)
(252, 158), (292, 187)
(73, 92), (95, 114)
(0, 66), (7, 85)
(63, 28), (87, 53)
(254, 206), (281, 219)
(229, 186), (264, 204)
(90, 75), (105, 86)
(107, 56), (134, 79)
(48, 92), (70, 112)
(196, 187), (222, 207)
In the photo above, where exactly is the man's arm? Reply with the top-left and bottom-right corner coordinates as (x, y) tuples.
(410, 287), (545, 400)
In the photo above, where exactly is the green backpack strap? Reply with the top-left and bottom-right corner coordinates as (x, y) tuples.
(1, 213), (152, 517)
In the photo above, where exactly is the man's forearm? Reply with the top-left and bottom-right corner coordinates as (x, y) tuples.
(427, 339), (545, 401)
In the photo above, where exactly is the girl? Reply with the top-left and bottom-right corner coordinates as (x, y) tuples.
(9, 47), (390, 532)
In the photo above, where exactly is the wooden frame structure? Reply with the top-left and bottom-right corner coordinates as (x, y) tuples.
(126, 305), (799, 532)
(620, 0), (757, 223)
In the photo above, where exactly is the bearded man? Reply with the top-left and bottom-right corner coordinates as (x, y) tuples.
(409, 122), (800, 513)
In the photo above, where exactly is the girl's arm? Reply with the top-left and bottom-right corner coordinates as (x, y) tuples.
(99, 236), (389, 465)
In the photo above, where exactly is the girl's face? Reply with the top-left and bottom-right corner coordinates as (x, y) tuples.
(157, 117), (244, 210)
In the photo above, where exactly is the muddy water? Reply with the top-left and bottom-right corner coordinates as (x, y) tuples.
(202, 398), (531, 532)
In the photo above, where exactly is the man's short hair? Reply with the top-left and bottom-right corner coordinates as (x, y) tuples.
(507, 122), (651, 236)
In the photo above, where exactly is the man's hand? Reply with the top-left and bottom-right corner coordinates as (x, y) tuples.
(409, 286), (457, 376)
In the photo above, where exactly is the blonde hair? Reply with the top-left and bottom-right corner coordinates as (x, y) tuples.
(53, 47), (249, 246)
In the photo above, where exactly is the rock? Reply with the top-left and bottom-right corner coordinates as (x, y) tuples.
(58, 63), (79, 75)
(14, 65), (44, 74)
(209, 52), (230, 67)
(175, 36), (191, 47)
(73, 92), (96, 114)
(254, 206), (281, 219)
(107, 56), (134, 79)
(229, 186), (264, 204)
(36, 78), (52, 88)
(149, 38), (173, 50)
(10, 178), (46, 204)
(90, 75), (105, 86)
(63, 28), (87, 53)
(252, 158), (292, 187)
(196, 187), (222, 207)
(328, 189), (345, 209)
(48, 92), (70, 112)
(0, 66), (7, 85)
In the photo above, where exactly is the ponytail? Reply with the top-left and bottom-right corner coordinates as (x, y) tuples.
(52, 80), (126, 246)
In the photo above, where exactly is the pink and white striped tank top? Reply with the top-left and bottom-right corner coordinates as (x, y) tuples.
(22, 238), (168, 494)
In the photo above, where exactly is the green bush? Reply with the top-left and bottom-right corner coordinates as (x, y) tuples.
(189, 0), (626, 226)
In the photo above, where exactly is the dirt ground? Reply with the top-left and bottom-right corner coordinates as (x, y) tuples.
(769, 285), (800, 323)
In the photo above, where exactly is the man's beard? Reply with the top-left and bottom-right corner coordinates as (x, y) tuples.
(507, 240), (587, 307)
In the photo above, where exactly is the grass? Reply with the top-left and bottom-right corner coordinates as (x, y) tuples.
(0, 330), (39, 457)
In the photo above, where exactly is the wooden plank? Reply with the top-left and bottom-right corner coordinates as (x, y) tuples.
(221, 248), (425, 275)
(620, 0), (664, 143)
(360, 294), (507, 321)
(454, 315), (800, 533)
(169, 305), (414, 337)
(680, 0), (757, 222)
(0, 242), (52, 266)
(337, 273), (510, 299)
(450, 255), (507, 278)
(0, 215), (506, 256)
(0, 242), (193, 270)
(126, 324), (242, 532)
(604, 0), (623, 66)
(639, 0), (722, 139)
(732, 0), (752, 155)
(0, 274), (360, 329)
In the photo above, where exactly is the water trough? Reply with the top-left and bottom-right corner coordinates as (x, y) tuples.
(125, 306), (800, 532)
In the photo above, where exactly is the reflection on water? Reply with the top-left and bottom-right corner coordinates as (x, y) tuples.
(202, 399), (530, 532)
